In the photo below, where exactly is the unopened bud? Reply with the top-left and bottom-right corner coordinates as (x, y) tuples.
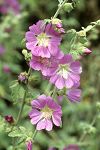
(51, 18), (62, 25)
(26, 140), (32, 150)
(22, 49), (28, 57)
(18, 72), (27, 83)
(5, 115), (14, 124)
(84, 48), (92, 54)
(63, 3), (73, 13)
(77, 30), (86, 37)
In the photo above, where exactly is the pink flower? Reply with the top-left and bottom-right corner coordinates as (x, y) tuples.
(29, 95), (62, 131)
(26, 140), (32, 150)
(30, 50), (64, 76)
(50, 54), (82, 89)
(26, 20), (62, 58)
(0, 0), (20, 15)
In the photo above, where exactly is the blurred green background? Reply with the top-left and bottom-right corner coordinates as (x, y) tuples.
(0, 0), (100, 150)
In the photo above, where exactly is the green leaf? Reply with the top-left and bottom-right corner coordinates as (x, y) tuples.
(10, 81), (25, 103)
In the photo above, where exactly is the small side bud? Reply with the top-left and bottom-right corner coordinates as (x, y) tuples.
(26, 140), (32, 150)
(63, 3), (73, 13)
(5, 115), (14, 124)
(22, 49), (28, 57)
(51, 18), (65, 34)
(77, 30), (86, 37)
(18, 72), (28, 83)
(22, 49), (32, 61)
(83, 48), (92, 55)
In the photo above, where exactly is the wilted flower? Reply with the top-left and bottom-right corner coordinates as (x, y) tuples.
(29, 95), (62, 131)
(26, 20), (62, 58)
(50, 54), (82, 89)
(0, 0), (20, 15)
(26, 140), (32, 150)
(5, 115), (14, 123)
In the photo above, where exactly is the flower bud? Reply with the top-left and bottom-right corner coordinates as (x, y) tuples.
(22, 49), (32, 61)
(26, 140), (32, 150)
(77, 30), (86, 37)
(18, 72), (27, 83)
(63, 3), (73, 13)
(3, 65), (11, 73)
(5, 115), (14, 124)
(51, 18), (65, 34)
(51, 18), (62, 25)
(22, 49), (28, 57)
(83, 48), (92, 54)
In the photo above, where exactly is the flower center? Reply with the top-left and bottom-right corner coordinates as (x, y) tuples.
(37, 33), (50, 47)
(41, 106), (53, 119)
(57, 64), (69, 79)
(38, 57), (51, 67)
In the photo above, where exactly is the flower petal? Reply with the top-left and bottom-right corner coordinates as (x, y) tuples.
(52, 113), (62, 126)
(36, 119), (46, 130)
(55, 76), (65, 89)
(31, 115), (41, 125)
(45, 119), (53, 131)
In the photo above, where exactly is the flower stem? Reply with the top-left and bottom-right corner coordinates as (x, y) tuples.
(15, 68), (31, 125)
(53, 0), (68, 19)
(32, 129), (38, 141)
(79, 115), (97, 142)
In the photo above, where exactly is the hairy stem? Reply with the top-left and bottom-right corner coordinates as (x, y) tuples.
(15, 68), (31, 125)
(53, 0), (68, 19)
(79, 115), (97, 142)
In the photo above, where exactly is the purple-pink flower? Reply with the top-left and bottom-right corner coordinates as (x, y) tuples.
(0, 0), (20, 15)
(26, 20), (62, 58)
(30, 50), (64, 76)
(26, 140), (32, 150)
(29, 95), (62, 131)
(50, 54), (82, 89)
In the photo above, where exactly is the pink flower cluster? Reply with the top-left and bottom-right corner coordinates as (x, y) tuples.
(26, 20), (82, 103)
(26, 20), (83, 131)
